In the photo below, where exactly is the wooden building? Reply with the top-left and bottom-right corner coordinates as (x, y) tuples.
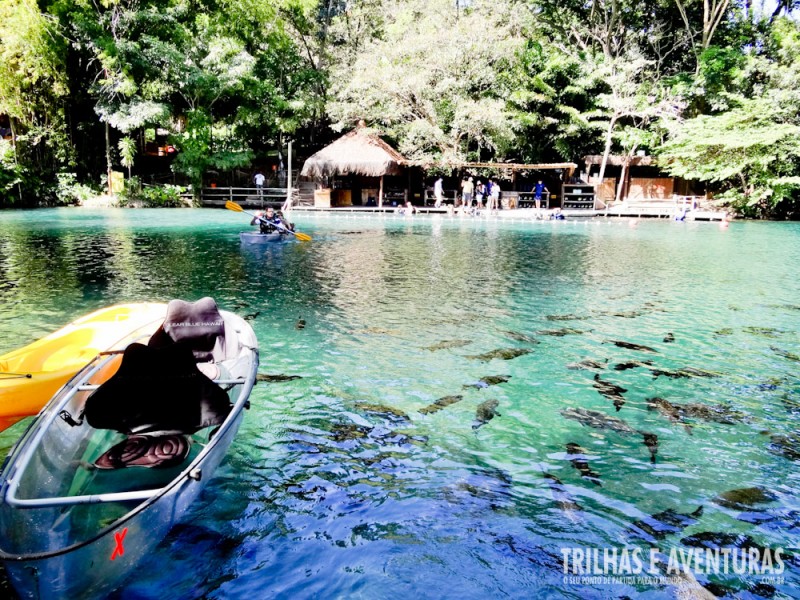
(584, 154), (704, 204)
(300, 129), (409, 208)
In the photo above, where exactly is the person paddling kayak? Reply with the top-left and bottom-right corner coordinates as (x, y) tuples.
(250, 207), (294, 234)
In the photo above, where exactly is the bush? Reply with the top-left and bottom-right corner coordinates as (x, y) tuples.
(118, 182), (189, 207)
(55, 172), (98, 205)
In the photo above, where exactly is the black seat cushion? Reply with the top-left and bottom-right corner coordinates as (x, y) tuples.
(148, 297), (224, 361)
(84, 342), (231, 435)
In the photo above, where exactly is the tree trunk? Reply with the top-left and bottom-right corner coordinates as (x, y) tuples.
(596, 114), (617, 198)
(9, 117), (22, 204)
(105, 121), (112, 196)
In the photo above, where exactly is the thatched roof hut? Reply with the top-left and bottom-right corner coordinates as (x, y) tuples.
(300, 129), (406, 179)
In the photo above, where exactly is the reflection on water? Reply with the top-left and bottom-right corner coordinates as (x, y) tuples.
(1, 209), (799, 598)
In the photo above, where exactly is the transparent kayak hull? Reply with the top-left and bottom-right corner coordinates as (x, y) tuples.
(0, 310), (258, 599)
(239, 231), (288, 244)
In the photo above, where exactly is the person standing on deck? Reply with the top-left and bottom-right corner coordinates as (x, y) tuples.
(462, 177), (474, 208)
(434, 177), (444, 208)
(475, 180), (485, 209)
(488, 180), (501, 214)
(253, 171), (266, 198)
(533, 179), (549, 210)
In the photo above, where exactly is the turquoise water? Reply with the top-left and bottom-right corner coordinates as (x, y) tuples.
(1, 208), (798, 599)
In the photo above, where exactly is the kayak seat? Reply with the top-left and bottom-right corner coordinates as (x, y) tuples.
(148, 297), (225, 362)
(94, 433), (191, 469)
(84, 342), (231, 435)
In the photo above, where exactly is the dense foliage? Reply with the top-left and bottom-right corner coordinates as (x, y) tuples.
(0, 0), (798, 216)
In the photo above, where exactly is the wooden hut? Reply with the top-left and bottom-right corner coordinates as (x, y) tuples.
(301, 129), (407, 208)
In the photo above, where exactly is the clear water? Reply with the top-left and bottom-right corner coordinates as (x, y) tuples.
(1, 209), (798, 599)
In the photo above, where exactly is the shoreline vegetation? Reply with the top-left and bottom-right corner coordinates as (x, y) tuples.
(1, 0), (799, 219)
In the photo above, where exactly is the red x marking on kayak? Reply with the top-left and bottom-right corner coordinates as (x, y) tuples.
(111, 528), (128, 561)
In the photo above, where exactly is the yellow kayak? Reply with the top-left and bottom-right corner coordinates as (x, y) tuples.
(0, 303), (167, 432)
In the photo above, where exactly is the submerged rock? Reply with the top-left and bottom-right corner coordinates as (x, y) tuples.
(546, 314), (591, 321)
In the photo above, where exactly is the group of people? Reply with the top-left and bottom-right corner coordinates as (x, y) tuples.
(433, 176), (503, 213)
(433, 176), (551, 212)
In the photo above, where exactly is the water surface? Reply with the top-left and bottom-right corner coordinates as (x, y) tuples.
(1, 209), (798, 598)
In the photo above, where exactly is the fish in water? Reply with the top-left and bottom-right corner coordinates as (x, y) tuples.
(678, 403), (746, 424)
(714, 487), (777, 511)
(560, 408), (635, 434)
(467, 348), (531, 362)
(770, 346), (800, 362)
(536, 328), (588, 337)
(503, 331), (540, 344)
(768, 433), (800, 461)
(565, 443), (601, 485)
(566, 359), (608, 371)
(650, 368), (692, 380)
(603, 340), (659, 353)
(463, 375), (511, 389)
(543, 473), (582, 518)
(613, 360), (654, 371)
(629, 506), (703, 541)
(680, 531), (763, 551)
(714, 328), (734, 336)
(425, 339), (472, 351)
(647, 397), (693, 434)
(472, 399), (501, 430)
(243, 311), (260, 321)
(663, 333), (675, 343)
(256, 373), (302, 383)
(642, 432), (659, 464)
(419, 395), (464, 415)
(295, 318), (306, 329)
(592, 374), (628, 411)
(546, 314), (591, 321)
(561, 408), (657, 462)
(355, 403), (410, 423)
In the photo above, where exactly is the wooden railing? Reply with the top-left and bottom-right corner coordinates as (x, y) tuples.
(196, 187), (296, 208)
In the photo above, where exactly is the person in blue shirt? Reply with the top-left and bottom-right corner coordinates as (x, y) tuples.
(533, 180), (549, 209)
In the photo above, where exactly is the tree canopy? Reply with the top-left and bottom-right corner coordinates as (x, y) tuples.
(0, 0), (798, 217)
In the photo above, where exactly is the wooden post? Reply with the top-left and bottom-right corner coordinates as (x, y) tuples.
(286, 140), (293, 208)
(379, 175), (384, 208)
